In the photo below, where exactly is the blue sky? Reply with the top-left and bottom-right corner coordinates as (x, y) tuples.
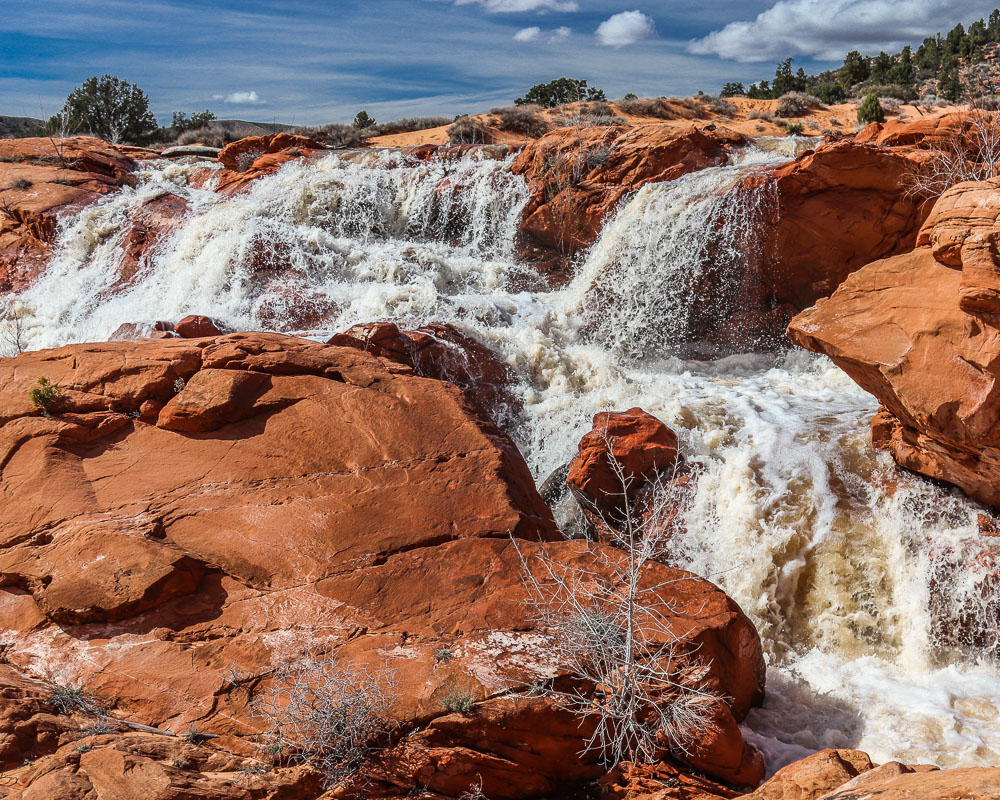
(1, 1), (998, 125)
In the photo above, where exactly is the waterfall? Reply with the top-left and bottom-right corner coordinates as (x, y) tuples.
(6, 140), (1000, 774)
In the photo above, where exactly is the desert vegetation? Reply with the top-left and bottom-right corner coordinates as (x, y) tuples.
(515, 450), (720, 765)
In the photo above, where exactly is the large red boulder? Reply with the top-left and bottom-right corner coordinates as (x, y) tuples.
(0, 332), (764, 797)
(567, 407), (680, 516)
(788, 177), (1000, 510)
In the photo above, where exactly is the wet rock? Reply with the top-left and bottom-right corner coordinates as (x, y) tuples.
(512, 125), (743, 256)
(567, 407), (680, 517)
(173, 314), (225, 338)
(0, 137), (155, 293)
(0, 332), (764, 795)
(788, 177), (1000, 510)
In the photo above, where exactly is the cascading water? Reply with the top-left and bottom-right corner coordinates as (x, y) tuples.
(6, 139), (1000, 774)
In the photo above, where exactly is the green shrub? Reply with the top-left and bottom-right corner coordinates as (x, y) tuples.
(57, 74), (158, 144)
(814, 83), (847, 104)
(11, 178), (32, 190)
(30, 377), (61, 417)
(442, 690), (475, 713)
(353, 110), (376, 129)
(784, 122), (805, 134)
(857, 93), (886, 125)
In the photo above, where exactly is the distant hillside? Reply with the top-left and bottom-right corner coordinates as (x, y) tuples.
(211, 119), (296, 137)
(0, 116), (43, 138)
(724, 7), (1000, 105)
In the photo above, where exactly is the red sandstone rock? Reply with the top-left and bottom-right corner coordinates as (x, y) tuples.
(118, 192), (188, 284)
(567, 407), (680, 516)
(788, 177), (1000, 510)
(0, 137), (153, 292)
(329, 321), (518, 419)
(215, 132), (327, 194)
(754, 138), (926, 311)
(820, 767), (1000, 799)
(512, 125), (742, 254)
(218, 132), (325, 172)
(0, 332), (763, 797)
(743, 749), (875, 799)
(173, 314), (225, 338)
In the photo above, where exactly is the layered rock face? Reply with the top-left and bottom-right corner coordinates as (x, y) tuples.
(0, 137), (154, 292)
(788, 177), (1000, 510)
(0, 332), (766, 797)
(511, 124), (744, 257)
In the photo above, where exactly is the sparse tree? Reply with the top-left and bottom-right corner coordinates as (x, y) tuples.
(515, 78), (606, 108)
(59, 75), (157, 144)
(0, 299), (29, 357)
(720, 82), (746, 98)
(513, 448), (720, 767)
(251, 653), (397, 787)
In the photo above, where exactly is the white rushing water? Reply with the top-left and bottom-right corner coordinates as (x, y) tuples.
(6, 140), (1000, 773)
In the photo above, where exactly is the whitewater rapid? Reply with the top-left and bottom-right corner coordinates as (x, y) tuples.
(7, 141), (1000, 773)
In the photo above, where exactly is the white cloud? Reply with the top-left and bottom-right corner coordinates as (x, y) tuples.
(549, 25), (571, 43)
(513, 26), (542, 41)
(688, 0), (988, 62)
(595, 10), (655, 48)
(216, 90), (263, 104)
(514, 24), (571, 43)
(456, 0), (579, 12)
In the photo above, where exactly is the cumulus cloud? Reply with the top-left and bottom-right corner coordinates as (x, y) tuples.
(595, 10), (655, 48)
(514, 24), (571, 43)
(549, 25), (571, 42)
(688, 0), (988, 62)
(212, 90), (263, 104)
(456, 0), (579, 12)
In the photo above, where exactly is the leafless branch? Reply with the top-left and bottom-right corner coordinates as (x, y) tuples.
(906, 109), (1000, 198)
(250, 652), (397, 788)
(512, 450), (720, 768)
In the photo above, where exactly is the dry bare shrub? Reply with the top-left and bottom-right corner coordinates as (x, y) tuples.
(703, 95), (736, 117)
(0, 299), (29, 356)
(299, 124), (370, 148)
(775, 92), (823, 118)
(175, 124), (238, 148)
(906, 110), (1000, 198)
(371, 117), (451, 135)
(251, 654), (397, 787)
(748, 110), (777, 123)
(492, 105), (549, 138)
(878, 97), (902, 114)
(554, 101), (626, 128)
(447, 118), (494, 145)
(513, 450), (720, 766)
(616, 96), (676, 119)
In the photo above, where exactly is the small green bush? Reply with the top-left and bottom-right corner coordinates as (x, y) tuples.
(11, 178), (32, 190)
(784, 122), (805, 134)
(30, 377), (61, 417)
(50, 685), (94, 714)
(353, 110), (376, 129)
(814, 83), (847, 104)
(442, 690), (475, 713)
(857, 93), (886, 125)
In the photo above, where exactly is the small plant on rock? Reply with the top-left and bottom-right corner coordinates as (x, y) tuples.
(251, 653), (397, 787)
(30, 377), (61, 417)
(442, 689), (476, 714)
(434, 647), (453, 663)
(50, 685), (98, 715)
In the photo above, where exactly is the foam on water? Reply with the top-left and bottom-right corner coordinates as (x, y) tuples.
(6, 139), (1000, 772)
